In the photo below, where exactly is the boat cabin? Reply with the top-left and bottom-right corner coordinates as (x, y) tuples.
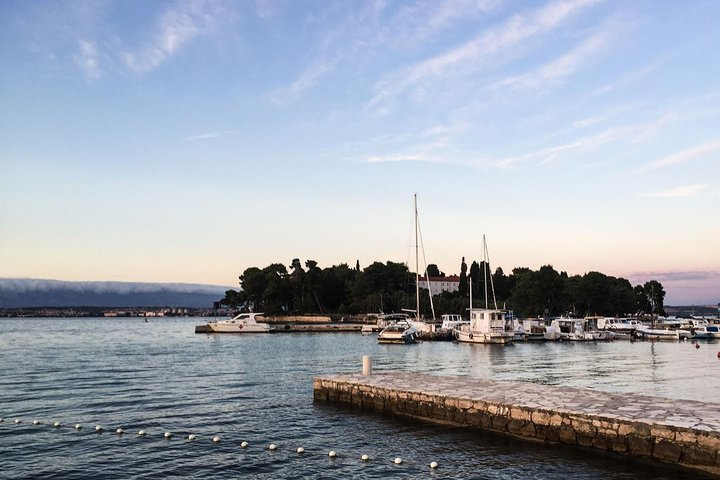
(470, 308), (510, 334)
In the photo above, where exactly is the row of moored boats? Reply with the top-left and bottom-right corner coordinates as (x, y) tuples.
(371, 310), (720, 344)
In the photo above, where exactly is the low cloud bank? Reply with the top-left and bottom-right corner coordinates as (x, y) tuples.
(0, 278), (233, 308)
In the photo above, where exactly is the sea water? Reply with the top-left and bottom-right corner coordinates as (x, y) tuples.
(1, 317), (718, 479)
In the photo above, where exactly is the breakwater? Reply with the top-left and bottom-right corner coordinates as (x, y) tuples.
(314, 370), (720, 476)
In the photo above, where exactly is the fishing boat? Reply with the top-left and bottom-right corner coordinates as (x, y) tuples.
(202, 312), (271, 333)
(455, 308), (514, 344)
(454, 235), (514, 345)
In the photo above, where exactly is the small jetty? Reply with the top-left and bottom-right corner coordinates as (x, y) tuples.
(314, 370), (720, 476)
(195, 323), (362, 333)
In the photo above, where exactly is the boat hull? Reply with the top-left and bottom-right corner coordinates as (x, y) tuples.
(206, 323), (271, 333)
(634, 327), (680, 341)
(454, 330), (513, 344)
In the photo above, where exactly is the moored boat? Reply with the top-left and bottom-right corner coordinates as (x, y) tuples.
(201, 312), (271, 333)
(454, 235), (514, 345)
(377, 319), (418, 344)
(454, 307), (514, 344)
(633, 326), (680, 341)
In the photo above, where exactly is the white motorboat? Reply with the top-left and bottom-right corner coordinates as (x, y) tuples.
(544, 318), (562, 341)
(690, 324), (720, 339)
(377, 319), (418, 344)
(440, 314), (467, 331)
(204, 312), (271, 333)
(517, 318), (551, 341)
(633, 326), (680, 341)
(599, 317), (643, 333)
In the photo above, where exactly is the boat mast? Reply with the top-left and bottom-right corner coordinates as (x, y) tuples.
(483, 235), (488, 309)
(414, 193), (420, 320)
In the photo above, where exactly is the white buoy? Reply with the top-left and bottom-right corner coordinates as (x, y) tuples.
(164, 432), (172, 439)
(187, 434), (196, 441)
(394, 457), (403, 465)
(0, 418), (4, 422)
(33, 420), (41, 425)
(213, 436), (221, 443)
(430, 461), (438, 469)
(116, 428), (124, 434)
(14, 419), (22, 424)
(138, 430), (146, 436)
(296, 447), (304, 454)
(75, 424), (82, 430)
(268, 443), (277, 450)
(328, 450), (337, 458)
(53, 421), (61, 428)
(240, 441), (249, 448)
(361, 454), (369, 461)
(95, 425), (102, 432)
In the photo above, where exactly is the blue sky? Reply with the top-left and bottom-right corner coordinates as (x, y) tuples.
(1, 0), (718, 305)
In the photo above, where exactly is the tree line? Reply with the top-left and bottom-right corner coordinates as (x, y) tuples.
(221, 257), (666, 318)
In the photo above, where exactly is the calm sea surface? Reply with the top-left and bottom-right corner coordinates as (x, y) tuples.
(1, 317), (719, 479)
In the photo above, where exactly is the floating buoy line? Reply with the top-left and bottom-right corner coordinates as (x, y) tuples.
(0, 416), (440, 470)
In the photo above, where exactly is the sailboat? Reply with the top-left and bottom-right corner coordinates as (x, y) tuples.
(377, 194), (434, 344)
(454, 235), (514, 345)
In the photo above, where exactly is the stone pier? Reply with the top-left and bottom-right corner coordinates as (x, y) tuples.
(313, 372), (720, 476)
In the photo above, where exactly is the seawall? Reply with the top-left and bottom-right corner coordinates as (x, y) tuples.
(313, 372), (720, 476)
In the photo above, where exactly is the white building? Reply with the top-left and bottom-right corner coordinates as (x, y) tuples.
(417, 275), (460, 294)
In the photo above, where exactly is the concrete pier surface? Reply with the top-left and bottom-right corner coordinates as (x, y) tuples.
(314, 372), (720, 476)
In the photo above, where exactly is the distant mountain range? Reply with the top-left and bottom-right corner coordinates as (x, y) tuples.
(0, 278), (232, 308)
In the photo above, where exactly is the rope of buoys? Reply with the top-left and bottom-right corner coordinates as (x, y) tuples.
(0, 417), (441, 468)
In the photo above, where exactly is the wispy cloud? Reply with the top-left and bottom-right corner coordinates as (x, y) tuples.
(184, 131), (234, 141)
(640, 184), (708, 198)
(637, 139), (720, 173)
(496, 33), (606, 90)
(270, 0), (503, 104)
(368, 0), (603, 112)
(590, 55), (670, 98)
(123, 0), (222, 73)
(270, 60), (337, 104)
(74, 40), (101, 79)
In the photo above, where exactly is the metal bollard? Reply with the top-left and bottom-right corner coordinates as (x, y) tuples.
(362, 355), (372, 375)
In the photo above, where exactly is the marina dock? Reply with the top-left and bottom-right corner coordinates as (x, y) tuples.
(314, 371), (720, 476)
(194, 322), (363, 333)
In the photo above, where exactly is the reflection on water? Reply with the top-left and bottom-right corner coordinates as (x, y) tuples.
(0, 317), (718, 479)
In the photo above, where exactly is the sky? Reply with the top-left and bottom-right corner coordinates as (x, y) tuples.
(1, 0), (718, 306)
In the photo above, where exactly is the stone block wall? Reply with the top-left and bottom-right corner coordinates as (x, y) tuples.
(313, 377), (720, 476)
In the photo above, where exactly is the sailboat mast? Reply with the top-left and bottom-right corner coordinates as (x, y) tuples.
(414, 193), (420, 320)
(483, 235), (488, 309)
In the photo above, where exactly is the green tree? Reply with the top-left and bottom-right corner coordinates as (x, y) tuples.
(239, 267), (266, 311)
(304, 259), (323, 313)
(469, 261), (480, 301)
(426, 264), (443, 277)
(221, 289), (246, 309)
(289, 258), (305, 313)
(643, 280), (666, 316)
(459, 257), (468, 296)
(261, 263), (291, 315)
